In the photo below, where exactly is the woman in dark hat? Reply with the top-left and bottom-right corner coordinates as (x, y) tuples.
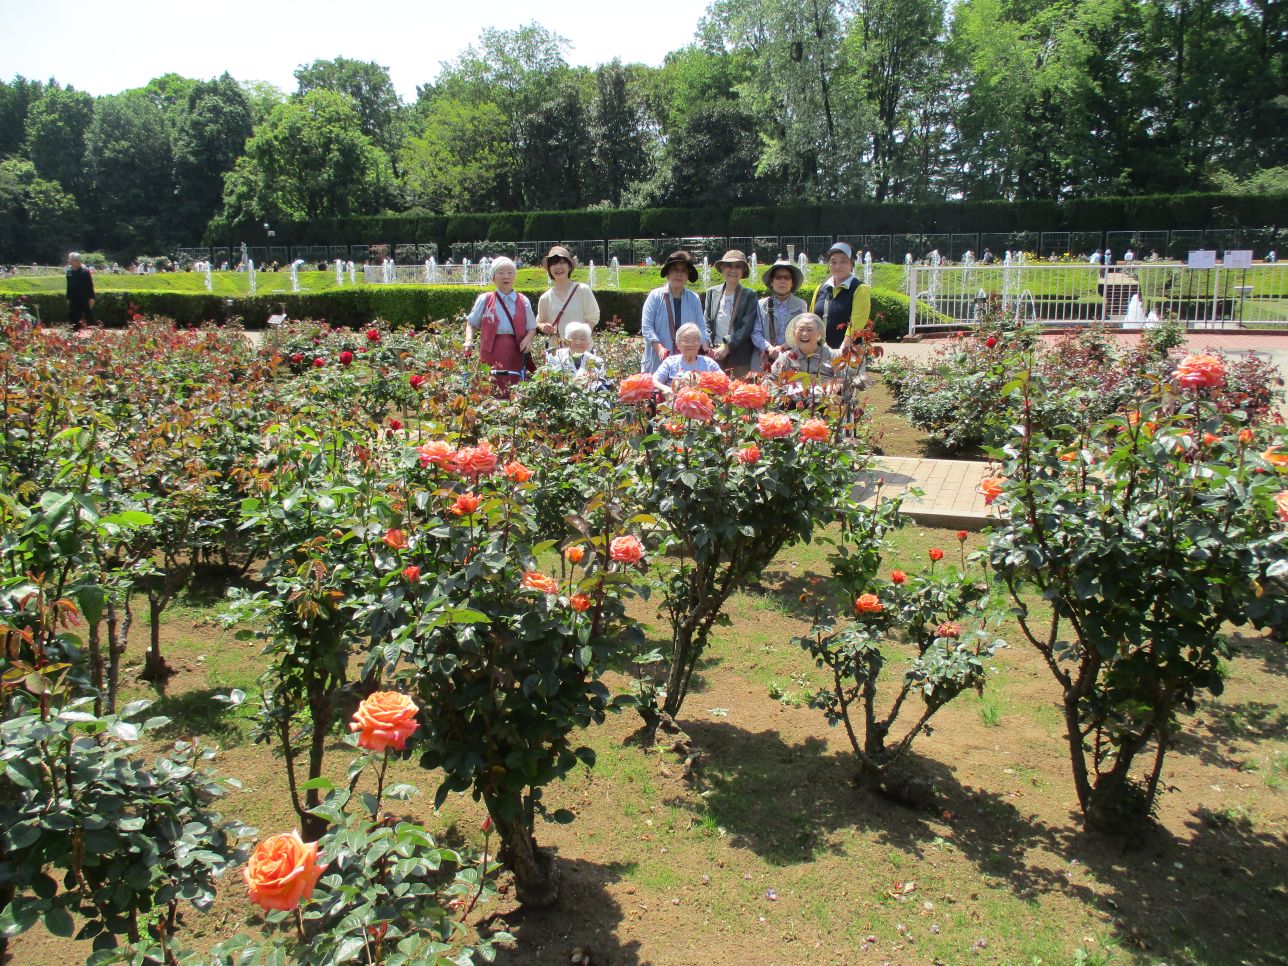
(703, 249), (760, 376)
(640, 251), (709, 373)
(809, 241), (872, 351)
(754, 258), (806, 372)
(536, 245), (600, 340)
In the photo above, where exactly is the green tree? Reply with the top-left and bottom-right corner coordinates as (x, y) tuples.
(399, 97), (515, 212)
(586, 61), (654, 207)
(221, 89), (391, 221)
(0, 157), (82, 262)
(638, 101), (766, 207)
(0, 77), (43, 159)
(86, 89), (175, 252)
(23, 83), (93, 203)
(293, 57), (403, 158)
(173, 74), (253, 238)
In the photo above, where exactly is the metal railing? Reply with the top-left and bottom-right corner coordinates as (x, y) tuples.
(906, 262), (1288, 335)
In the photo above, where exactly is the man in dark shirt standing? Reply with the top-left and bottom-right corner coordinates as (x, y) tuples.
(66, 252), (95, 327)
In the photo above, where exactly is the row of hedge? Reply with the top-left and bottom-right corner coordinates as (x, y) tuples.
(204, 193), (1288, 248)
(20, 286), (935, 341)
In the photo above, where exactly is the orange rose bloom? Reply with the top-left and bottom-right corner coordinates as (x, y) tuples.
(1238, 428), (1254, 445)
(244, 831), (327, 912)
(799, 419), (829, 442)
(891, 570), (906, 584)
(696, 370), (730, 397)
(1277, 491), (1288, 523)
(570, 593), (592, 612)
(453, 441), (498, 479)
(403, 565), (420, 583)
(610, 535), (645, 564)
(662, 420), (685, 436)
(1059, 449), (1078, 462)
(936, 621), (962, 639)
(727, 381), (770, 410)
(854, 593), (884, 614)
(1175, 354), (1225, 391)
(564, 545), (585, 564)
(382, 528), (408, 550)
(520, 571), (560, 595)
(504, 459), (533, 483)
(417, 440), (456, 468)
(350, 691), (419, 753)
(1262, 448), (1288, 468)
(757, 413), (793, 440)
(619, 372), (656, 404)
(978, 477), (1005, 506)
(450, 492), (481, 516)
(674, 387), (714, 422)
(928, 547), (944, 562)
(737, 443), (761, 465)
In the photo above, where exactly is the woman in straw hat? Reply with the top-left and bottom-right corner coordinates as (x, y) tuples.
(703, 249), (760, 376)
(640, 251), (709, 374)
(772, 313), (835, 383)
(536, 245), (600, 340)
(754, 258), (807, 372)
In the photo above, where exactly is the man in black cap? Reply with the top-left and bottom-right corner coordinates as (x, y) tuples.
(66, 252), (96, 327)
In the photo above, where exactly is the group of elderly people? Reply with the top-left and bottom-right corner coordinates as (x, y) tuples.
(465, 241), (872, 398)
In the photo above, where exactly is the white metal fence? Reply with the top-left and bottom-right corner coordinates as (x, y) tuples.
(906, 262), (1288, 335)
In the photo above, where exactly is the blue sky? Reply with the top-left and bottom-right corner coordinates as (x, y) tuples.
(0, 0), (710, 99)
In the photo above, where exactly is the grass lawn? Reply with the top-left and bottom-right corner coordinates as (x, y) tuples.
(8, 525), (1285, 966)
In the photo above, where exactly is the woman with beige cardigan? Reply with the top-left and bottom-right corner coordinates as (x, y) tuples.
(536, 245), (600, 340)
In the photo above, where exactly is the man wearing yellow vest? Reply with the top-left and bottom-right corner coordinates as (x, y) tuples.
(809, 241), (872, 352)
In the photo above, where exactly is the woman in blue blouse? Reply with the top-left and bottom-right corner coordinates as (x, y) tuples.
(640, 250), (709, 373)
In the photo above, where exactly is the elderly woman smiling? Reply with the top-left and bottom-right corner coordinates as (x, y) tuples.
(653, 323), (722, 395)
(772, 313), (835, 382)
(464, 256), (536, 396)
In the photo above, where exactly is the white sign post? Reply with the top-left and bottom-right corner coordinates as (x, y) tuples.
(1187, 250), (1217, 269)
(1223, 250), (1253, 268)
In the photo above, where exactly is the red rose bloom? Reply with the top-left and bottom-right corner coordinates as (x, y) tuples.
(291, 353), (303, 363)
(984, 337), (997, 348)
(313, 357), (325, 368)
(928, 547), (944, 562)
(409, 374), (425, 389)
(403, 565), (420, 583)
(366, 328), (381, 342)
(891, 570), (906, 584)
(339, 351), (354, 365)
(956, 530), (968, 542)
(389, 418), (403, 431)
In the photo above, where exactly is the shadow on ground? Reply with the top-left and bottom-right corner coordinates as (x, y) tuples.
(665, 719), (1288, 966)
(490, 858), (642, 966)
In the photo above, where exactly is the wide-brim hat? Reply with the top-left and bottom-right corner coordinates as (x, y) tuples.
(659, 250), (699, 283)
(543, 245), (578, 273)
(785, 313), (824, 351)
(761, 258), (804, 290)
(826, 241), (855, 261)
(714, 249), (751, 278)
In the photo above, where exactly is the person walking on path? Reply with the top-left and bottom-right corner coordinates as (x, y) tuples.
(66, 252), (95, 327)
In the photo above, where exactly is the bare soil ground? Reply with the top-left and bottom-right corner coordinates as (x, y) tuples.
(8, 527), (1286, 966)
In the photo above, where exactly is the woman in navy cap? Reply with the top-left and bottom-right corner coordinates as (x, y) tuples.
(809, 241), (871, 351)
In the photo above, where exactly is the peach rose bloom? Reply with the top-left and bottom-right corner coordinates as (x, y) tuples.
(757, 413), (793, 440)
(618, 372), (656, 404)
(350, 691), (420, 753)
(674, 387), (715, 422)
(417, 440), (456, 468)
(244, 831), (327, 912)
(1175, 354), (1225, 390)
(504, 460), (533, 483)
(854, 593), (883, 614)
(737, 444), (761, 465)
(727, 381), (770, 410)
(610, 535), (645, 563)
(799, 419), (829, 442)
(453, 441), (498, 479)
(521, 571), (559, 595)
(696, 369), (730, 397)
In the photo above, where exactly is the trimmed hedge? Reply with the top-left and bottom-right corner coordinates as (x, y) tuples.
(205, 193), (1288, 250)
(19, 285), (939, 340)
